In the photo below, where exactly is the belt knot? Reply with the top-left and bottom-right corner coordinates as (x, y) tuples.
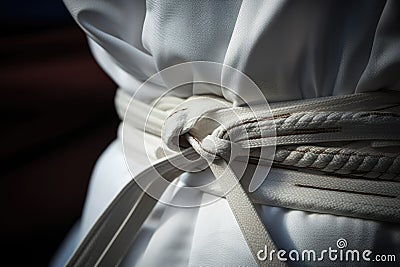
(161, 95), (245, 163)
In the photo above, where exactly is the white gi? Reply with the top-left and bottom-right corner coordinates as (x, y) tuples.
(53, 1), (400, 266)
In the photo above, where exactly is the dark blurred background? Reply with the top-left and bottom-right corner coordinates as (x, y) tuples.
(0, 1), (119, 265)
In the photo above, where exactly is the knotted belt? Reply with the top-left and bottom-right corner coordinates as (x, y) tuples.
(67, 90), (400, 266)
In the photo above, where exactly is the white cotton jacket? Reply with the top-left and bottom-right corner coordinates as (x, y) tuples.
(53, 1), (400, 266)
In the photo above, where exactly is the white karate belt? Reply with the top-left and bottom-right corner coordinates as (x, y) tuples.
(67, 90), (400, 267)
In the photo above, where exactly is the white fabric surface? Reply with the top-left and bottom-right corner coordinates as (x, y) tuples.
(53, 0), (400, 266)
(64, 0), (400, 101)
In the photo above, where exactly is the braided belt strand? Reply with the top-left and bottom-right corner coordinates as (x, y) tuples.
(274, 145), (400, 180)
